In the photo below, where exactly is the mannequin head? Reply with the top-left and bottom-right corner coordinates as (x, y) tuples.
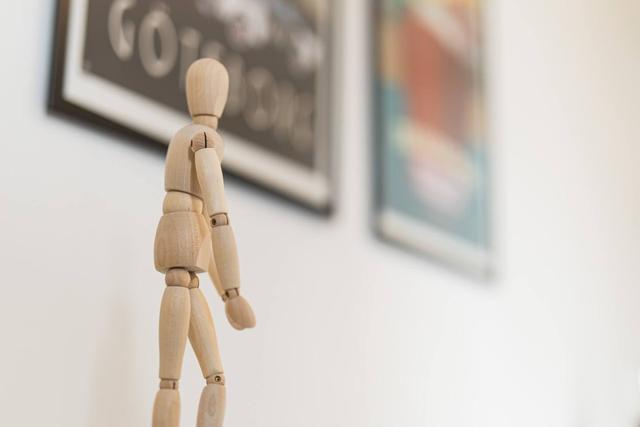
(185, 58), (229, 123)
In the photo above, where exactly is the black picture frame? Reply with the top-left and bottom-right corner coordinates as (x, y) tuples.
(49, 0), (335, 214)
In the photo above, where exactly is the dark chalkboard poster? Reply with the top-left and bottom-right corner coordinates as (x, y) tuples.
(50, 0), (334, 212)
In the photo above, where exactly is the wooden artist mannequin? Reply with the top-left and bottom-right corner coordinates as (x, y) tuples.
(152, 58), (256, 427)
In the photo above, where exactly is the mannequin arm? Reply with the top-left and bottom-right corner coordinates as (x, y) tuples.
(202, 205), (226, 298)
(194, 141), (256, 330)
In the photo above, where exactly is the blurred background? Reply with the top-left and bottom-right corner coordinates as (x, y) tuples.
(1, 0), (640, 426)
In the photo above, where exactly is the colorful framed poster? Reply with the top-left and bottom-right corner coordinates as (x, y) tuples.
(373, 0), (491, 275)
(49, 0), (334, 213)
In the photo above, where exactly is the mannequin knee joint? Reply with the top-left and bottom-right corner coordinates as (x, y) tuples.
(206, 373), (225, 386)
(159, 379), (179, 390)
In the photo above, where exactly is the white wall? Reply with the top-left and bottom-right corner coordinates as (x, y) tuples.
(1, 0), (640, 426)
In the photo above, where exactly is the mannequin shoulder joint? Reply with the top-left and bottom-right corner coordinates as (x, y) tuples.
(190, 129), (223, 152)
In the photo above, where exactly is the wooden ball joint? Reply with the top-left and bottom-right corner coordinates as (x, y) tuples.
(152, 58), (255, 427)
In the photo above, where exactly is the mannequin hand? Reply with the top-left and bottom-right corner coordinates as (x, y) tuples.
(224, 291), (256, 330)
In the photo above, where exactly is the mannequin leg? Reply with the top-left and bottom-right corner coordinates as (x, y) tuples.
(197, 383), (226, 427)
(153, 269), (192, 427)
(188, 274), (226, 427)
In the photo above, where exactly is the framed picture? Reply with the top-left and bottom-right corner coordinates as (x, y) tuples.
(373, 0), (491, 275)
(49, 0), (334, 213)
